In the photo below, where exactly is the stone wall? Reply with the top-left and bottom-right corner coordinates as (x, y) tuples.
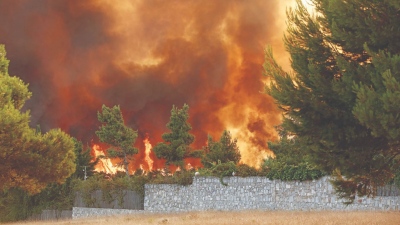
(72, 176), (400, 218)
(144, 176), (400, 212)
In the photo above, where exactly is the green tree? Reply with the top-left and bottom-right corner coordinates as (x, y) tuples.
(201, 130), (241, 168)
(264, 0), (400, 202)
(153, 104), (196, 169)
(0, 138), (99, 222)
(0, 44), (76, 195)
(72, 138), (98, 180)
(96, 105), (138, 176)
(263, 127), (325, 181)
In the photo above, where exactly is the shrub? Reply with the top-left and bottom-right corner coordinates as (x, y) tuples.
(74, 173), (149, 207)
(236, 164), (261, 177)
(264, 161), (325, 181)
(148, 169), (194, 186)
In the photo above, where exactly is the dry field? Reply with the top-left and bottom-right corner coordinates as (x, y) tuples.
(4, 211), (400, 225)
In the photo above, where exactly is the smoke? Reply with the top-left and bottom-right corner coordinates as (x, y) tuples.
(0, 0), (291, 168)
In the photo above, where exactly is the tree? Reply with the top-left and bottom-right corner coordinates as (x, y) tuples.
(0, 44), (76, 194)
(264, 0), (400, 202)
(96, 105), (138, 176)
(153, 104), (196, 169)
(201, 130), (241, 168)
(263, 127), (325, 181)
(72, 138), (98, 180)
(0, 138), (99, 222)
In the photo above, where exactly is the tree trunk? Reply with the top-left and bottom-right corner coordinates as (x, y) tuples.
(123, 152), (129, 177)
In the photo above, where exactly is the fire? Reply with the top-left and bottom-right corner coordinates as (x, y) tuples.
(143, 137), (154, 171)
(0, 0), (303, 169)
(92, 136), (204, 174)
(92, 136), (155, 174)
(92, 144), (124, 174)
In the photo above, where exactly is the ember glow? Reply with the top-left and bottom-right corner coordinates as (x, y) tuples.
(0, 0), (303, 170)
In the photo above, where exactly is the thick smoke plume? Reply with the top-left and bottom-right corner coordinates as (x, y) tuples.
(0, 0), (292, 168)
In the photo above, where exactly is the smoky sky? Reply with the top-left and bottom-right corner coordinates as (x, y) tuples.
(0, 0), (291, 167)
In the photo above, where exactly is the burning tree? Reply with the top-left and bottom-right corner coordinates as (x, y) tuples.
(153, 104), (198, 170)
(0, 44), (76, 194)
(96, 105), (138, 176)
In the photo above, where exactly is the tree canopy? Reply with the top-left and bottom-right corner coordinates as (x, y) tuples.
(153, 104), (196, 169)
(0, 44), (76, 194)
(263, 128), (325, 181)
(264, 0), (400, 202)
(72, 138), (98, 180)
(96, 105), (138, 176)
(201, 130), (241, 168)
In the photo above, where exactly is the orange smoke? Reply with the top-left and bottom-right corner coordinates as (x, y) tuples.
(0, 0), (297, 169)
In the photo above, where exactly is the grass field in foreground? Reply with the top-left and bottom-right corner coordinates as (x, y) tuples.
(5, 211), (400, 225)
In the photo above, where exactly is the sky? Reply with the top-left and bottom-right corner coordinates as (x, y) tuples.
(0, 0), (304, 169)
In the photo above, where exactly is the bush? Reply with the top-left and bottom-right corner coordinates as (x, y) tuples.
(264, 161), (325, 181)
(74, 173), (149, 207)
(197, 161), (237, 186)
(148, 169), (194, 186)
(236, 164), (262, 177)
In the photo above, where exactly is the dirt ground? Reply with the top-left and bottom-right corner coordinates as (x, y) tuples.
(5, 210), (400, 225)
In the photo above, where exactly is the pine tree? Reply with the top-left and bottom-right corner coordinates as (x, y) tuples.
(264, 0), (400, 202)
(72, 138), (98, 179)
(153, 104), (196, 169)
(96, 105), (138, 176)
(0, 44), (76, 194)
(201, 130), (241, 168)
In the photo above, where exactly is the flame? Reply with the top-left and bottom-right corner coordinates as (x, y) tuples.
(92, 144), (124, 174)
(92, 135), (155, 174)
(143, 137), (154, 171)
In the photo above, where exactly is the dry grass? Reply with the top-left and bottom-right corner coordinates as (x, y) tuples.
(5, 211), (400, 225)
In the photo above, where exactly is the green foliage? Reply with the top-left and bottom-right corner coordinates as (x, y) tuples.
(0, 177), (80, 222)
(329, 170), (382, 205)
(201, 130), (241, 168)
(72, 138), (98, 179)
(96, 105), (138, 176)
(153, 104), (196, 169)
(147, 169), (195, 186)
(0, 138), (100, 222)
(264, 0), (400, 202)
(236, 164), (264, 177)
(0, 44), (76, 194)
(0, 188), (36, 222)
(262, 128), (325, 181)
(197, 161), (237, 186)
(74, 173), (148, 208)
(393, 169), (400, 189)
(264, 160), (325, 181)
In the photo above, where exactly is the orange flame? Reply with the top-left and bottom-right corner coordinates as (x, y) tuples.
(143, 137), (154, 171)
(92, 136), (156, 174)
(92, 144), (124, 174)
